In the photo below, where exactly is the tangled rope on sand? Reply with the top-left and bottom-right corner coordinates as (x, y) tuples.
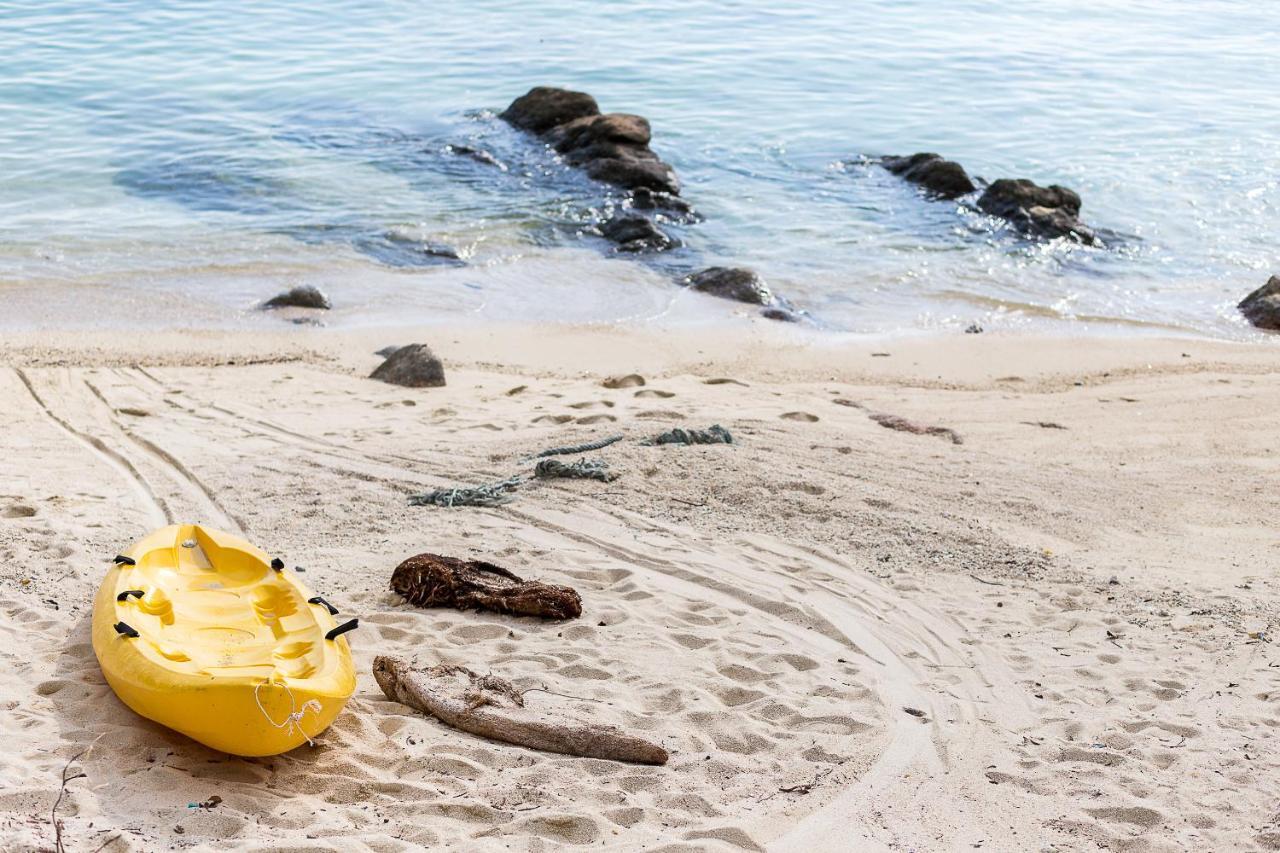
(408, 475), (525, 508)
(528, 433), (624, 459)
(534, 457), (617, 482)
(641, 424), (733, 446)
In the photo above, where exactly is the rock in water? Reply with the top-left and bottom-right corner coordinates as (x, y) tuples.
(682, 267), (774, 305)
(977, 178), (1098, 244)
(391, 553), (582, 619)
(369, 343), (446, 388)
(600, 212), (675, 253)
(882, 153), (976, 199)
(500, 86), (601, 133)
(261, 285), (330, 310)
(1239, 276), (1280, 330)
(500, 87), (681, 196)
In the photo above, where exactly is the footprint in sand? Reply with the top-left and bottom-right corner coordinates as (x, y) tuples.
(602, 374), (645, 389)
(635, 389), (674, 398)
(781, 412), (819, 422)
(635, 410), (685, 420)
(577, 414), (617, 424)
(705, 378), (748, 387)
(569, 400), (615, 409)
(532, 414), (573, 425)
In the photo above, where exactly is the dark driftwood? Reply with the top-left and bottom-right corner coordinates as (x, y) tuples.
(869, 413), (963, 445)
(390, 553), (582, 620)
(373, 656), (668, 765)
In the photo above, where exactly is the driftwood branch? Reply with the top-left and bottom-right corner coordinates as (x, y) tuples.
(391, 553), (582, 620)
(373, 656), (668, 765)
(869, 412), (963, 445)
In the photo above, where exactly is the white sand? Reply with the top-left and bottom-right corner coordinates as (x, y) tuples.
(1, 323), (1277, 851)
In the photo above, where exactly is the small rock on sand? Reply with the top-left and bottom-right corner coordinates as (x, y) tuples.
(261, 285), (330, 310)
(369, 343), (446, 388)
(603, 374), (646, 389)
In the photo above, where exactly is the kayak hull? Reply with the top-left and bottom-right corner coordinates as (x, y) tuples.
(92, 524), (356, 757)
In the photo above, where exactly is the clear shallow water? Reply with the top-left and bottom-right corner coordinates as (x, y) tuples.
(1, 0), (1277, 335)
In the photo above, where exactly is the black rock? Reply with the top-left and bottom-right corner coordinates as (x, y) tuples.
(882, 153), (976, 199)
(631, 187), (695, 217)
(369, 343), (446, 388)
(261, 285), (330, 310)
(683, 267), (773, 305)
(600, 213), (675, 253)
(1239, 276), (1280, 330)
(500, 87), (681, 196)
(500, 87), (600, 134)
(761, 307), (800, 322)
(586, 155), (679, 195)
(546, 113), (651, 152)
(977, 178), (1097, 244)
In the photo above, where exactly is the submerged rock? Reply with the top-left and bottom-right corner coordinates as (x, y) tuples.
(882, 153), (976, 199)
(370, 343), (446, 388)
(261, 285), (330, 310)
(446, 144), (504, 169)
(761, 306), (800, 322)
(1239, 276), (1280, 330)
(683, 267), (773, 305)
(631, 186), (696, 217)
(600, 213), (675, 253)
(977, 178), (1098, 244)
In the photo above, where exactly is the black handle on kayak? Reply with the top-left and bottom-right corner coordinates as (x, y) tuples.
(113, 555), (136, 566)
(307, 596), (339, 616)
(270, 558), (284, 571)
(325, 618), (358, 641)
(116, 590), (145, 602)
(113, 621), (139, 638)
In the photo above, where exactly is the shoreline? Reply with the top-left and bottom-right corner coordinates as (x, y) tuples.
(2, 322), (1277, 850)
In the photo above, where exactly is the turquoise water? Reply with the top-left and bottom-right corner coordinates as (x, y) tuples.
(1, 0), (1277, 334)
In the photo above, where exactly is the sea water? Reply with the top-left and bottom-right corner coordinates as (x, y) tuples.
(1, 0), (1276, 336)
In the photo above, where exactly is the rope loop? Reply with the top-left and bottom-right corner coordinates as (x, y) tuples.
(254, 679), (322, 747)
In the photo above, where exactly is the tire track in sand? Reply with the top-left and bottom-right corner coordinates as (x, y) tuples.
(12, 368), (169, 529)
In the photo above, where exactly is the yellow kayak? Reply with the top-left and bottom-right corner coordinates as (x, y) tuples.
(92, 524), (357, 756)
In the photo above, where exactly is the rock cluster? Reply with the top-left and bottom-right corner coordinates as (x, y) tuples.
(502, 87), (679, 197)
(1239, 276), (1280, 330)
(501, 87), (795, 321)
(977, 179), (1097, 245)
(880, 152), (1099, 244)
(501, 87), (684, 253)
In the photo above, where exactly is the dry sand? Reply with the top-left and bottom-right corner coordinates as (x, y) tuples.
(0, 322), (1277, 852)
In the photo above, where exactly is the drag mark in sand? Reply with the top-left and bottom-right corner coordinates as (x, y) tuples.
(12, 368), (169, 528)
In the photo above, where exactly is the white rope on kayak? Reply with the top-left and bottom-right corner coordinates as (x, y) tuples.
(254, 680), (322, 747)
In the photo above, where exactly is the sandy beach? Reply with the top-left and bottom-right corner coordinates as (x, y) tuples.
(0, 322), (1274, 851)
